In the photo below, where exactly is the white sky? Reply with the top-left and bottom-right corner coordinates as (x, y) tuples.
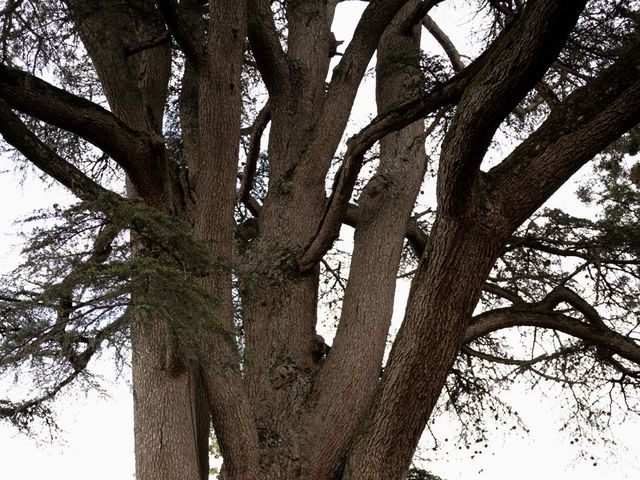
(1, 1), (640, 479)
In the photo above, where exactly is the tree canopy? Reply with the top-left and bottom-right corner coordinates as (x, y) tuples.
(1, 1), (640, 479)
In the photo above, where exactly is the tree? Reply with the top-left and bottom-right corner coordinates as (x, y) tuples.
(1, 0), (640, 479)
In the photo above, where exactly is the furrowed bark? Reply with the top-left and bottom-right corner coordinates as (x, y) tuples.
(344, 215), (508, 480)
(63, 0), (175, 206)
(303, 4), (428, 477)
(62, 3), (205, 479)
(343, 2), (589, 478)
(295, 0), (413, 184)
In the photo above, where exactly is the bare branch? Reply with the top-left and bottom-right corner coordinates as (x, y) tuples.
(422, 15), (464, 72)
(483, 282), (525, 305)
(466, 311), (640, 365)
(462, 343), (583, 368)
(296, 0), (414, 184)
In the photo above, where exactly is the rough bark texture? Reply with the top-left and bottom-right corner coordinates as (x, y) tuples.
(3, 1), (640, 480)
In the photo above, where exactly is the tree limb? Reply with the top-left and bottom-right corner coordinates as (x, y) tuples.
(155, 0), (205, 68)
(461, 343), (584, 368)
(436, 0), (586, 215)
(0, 65), (159, 180)
(465, 309), (640, 365)
(488, 33), (640, 229)
(238, 100), (271, 216)
(422, 15), (464, 72)
(0, 98), (116, 201)
(247, 0), (290, 96)
(295, 0), (414, 186)
(298, 67), (474, 271)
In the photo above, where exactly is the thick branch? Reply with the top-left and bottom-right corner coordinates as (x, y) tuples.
(465, 310), (640, 365)
(247, 0), (289, 96)
(436, 0), (586, 214)
(0, 65), (158, 179)
(298, 66), (477, 271)
(488, 34), (640, 228)
(0, 99), (115, 201)
(155, 0), (205, 67)
(344, 203), (429, 257)
(295, 0), (414, 185)
(535, 286), (606, 329)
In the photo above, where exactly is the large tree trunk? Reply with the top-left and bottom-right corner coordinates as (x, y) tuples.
(62, 3), (210, 478)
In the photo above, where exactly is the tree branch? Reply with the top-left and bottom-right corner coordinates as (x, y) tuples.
(0, 312), (128, 425)
(155, 0), (205, 68)
(294, 0), (414, 187)
(488, 34), (640, 229)
(0, 98), (116, 201)
(238, 100), (271, 216)
(422, 15), (464, 72)
(0, 65), (159, 180)
(465, 309), (640, 365)
(298, 65), (477, 271)
(436, 0), (586, 215)
(461, 343), (583, 368)
(247, 0), (289, 96)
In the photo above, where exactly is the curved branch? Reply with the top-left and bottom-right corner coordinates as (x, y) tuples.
(422, 15), (464, 72)
(0, 65), (158, 179)
(465, 310), (640, 365)
(0, 98), (117, 201)
(461, 344), (584, 368)
(296, 0), (416, 187)
(298, 67), (475, 271)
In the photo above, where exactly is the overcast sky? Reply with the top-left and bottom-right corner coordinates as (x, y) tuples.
(1, 1), (639, 479)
